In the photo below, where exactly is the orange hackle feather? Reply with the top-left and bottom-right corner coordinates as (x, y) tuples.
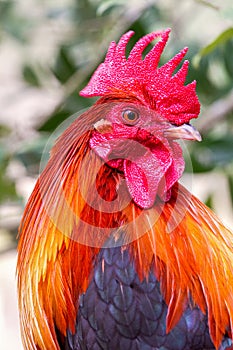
(17, 100), (233, 350)
(128, 184), (233, 349)
(17, 102), (131, 350)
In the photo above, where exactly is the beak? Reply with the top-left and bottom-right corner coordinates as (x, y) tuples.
(164, 123), (202, 142)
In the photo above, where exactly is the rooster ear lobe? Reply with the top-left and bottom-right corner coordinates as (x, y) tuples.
(93, 119), (113, 133)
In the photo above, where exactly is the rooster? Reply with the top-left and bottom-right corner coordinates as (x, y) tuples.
(17, 29), (233, 350)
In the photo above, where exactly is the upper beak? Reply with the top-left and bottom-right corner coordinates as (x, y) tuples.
(164, 123), (202, 142)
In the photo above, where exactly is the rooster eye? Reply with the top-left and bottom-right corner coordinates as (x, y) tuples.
(122, 109), (139, 125)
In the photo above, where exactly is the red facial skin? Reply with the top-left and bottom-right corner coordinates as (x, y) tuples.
(90, 102), (184, 208)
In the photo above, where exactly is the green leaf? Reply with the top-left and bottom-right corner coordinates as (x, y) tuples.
(52, 46), (77, 84)
(187, 134), (233, 173)
(0, 171), (17, 203)
(38, 110), (70, 133)
(22, 64), (41, 87)
(0, 150), (17, 202)
(224, 39), (233, 76)
(194, 27), (233, 66)
(97, 0), (124, 16)
(205, 194), (214, 210)
(228, 172), (233, 207)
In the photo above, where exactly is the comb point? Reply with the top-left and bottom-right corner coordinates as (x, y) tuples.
(80, 29), (200, 124)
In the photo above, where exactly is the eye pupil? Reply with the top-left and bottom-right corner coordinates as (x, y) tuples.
(122, 109), (139, 125)
(127, 111), (136, 120)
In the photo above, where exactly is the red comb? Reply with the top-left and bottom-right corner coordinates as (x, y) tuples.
(80, 29), (200, 125)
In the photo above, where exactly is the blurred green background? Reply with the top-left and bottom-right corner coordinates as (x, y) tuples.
(0, 0), (232, 349)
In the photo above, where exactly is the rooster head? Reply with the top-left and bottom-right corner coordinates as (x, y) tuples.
(80, 29), (201, 208)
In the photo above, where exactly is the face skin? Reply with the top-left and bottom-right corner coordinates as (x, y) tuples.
(89, 102), (201, 208)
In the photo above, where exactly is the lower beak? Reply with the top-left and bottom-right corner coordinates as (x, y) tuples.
(164, 123), (202, 142)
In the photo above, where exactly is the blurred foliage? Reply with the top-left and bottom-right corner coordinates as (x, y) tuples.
(0, 126), (17, 203)
(0, 149), (17, 203)
(0, 0), (233, 243)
